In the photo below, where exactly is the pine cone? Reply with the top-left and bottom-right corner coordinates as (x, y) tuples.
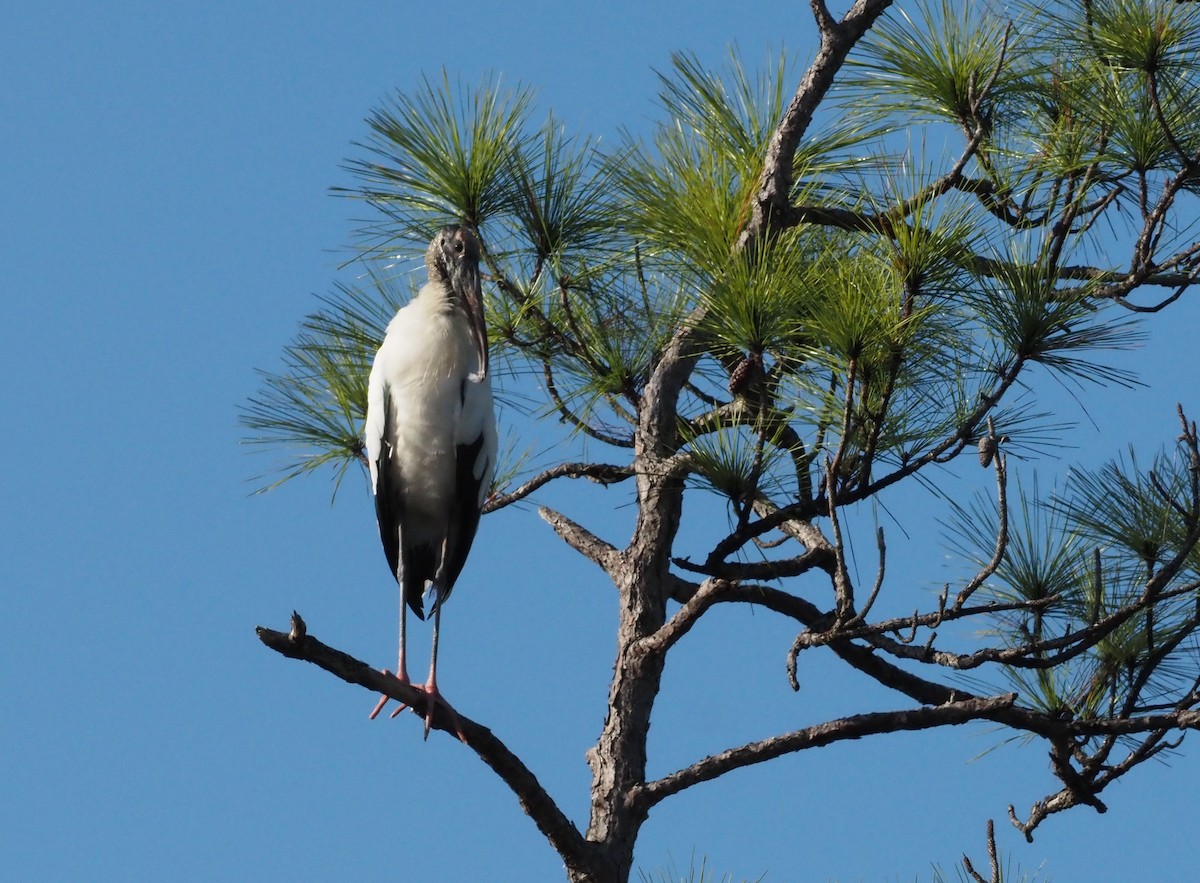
(728, 351), (764, 396)
(978, 435), (998, 468)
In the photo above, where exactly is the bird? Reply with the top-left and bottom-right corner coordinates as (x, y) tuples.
(363, 224), (497, 739)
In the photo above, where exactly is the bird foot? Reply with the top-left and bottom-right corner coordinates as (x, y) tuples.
(369, 669), (411, 720)
(419, 682), (467, 744)
(369, 670), (467, 743)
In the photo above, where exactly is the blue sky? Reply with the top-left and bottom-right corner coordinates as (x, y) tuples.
(4, 2), (1199, 881)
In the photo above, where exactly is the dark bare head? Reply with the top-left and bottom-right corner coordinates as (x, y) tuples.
(426, 225), (488, 381)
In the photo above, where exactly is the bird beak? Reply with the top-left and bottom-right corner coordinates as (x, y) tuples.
(453, 262), (489, 382)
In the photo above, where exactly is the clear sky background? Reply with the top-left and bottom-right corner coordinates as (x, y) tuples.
(4, 2), (1198, 881)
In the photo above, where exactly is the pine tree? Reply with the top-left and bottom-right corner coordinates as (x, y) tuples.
(247, 2), (1200, 880)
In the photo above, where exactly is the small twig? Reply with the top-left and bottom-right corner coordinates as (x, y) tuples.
(1114, 282), (1189, 314)
(956, 447), (1008, 609)
(485, 462), (634, 513)
(542, 360), (634, 449)
(853, 527), (887, 623)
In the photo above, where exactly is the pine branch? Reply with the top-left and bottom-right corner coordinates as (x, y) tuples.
(254, 614), (592, 874)
(672, 547), (835, 580)
(539, 505), (623, 576)
(738, 0), (897, 251)
(543, 360), (635, 449)
(632, 694), (1017, 810)
(635, 578), (735, 658)
(485, 462), (634, 513)
(672, 579), (1200, 740)
(704, 357), (1027, 561)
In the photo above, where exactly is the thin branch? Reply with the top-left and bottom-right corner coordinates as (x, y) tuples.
(636, 578), (734, 658)
(1146, 67), (1198, 169)
(255, 616), (592, 874)
(1115, 282), (1188, 314)
(853, 526), (887, 624)
(485, 462), (634, 513)
(632, 694), (1017, 810)
(777, 203), (1200, 297)
(542, 359), (635, 449)
(539, 505), (623, 576)
(672, 547), (835, 580)
(668, 577), (1200, 741)
(839, 578), (1200, 673)
(954, 445), (1009, 609)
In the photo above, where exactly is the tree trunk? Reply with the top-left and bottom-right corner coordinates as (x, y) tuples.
(571, 360), (689, 881)
(573, 576), (668, 880)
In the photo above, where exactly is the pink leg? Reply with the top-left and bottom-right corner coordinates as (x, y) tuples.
(418, 601), (466, 742)
(369, 590), (412, 720)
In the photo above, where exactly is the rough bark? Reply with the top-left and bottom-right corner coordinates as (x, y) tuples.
(255, 615), (597, 876)
(572, 327), (697, 881)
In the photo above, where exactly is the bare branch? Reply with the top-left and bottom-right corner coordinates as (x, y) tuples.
(255, 619), (592, 874)
(853, 527), (887, 623)
(485, 462), (634, 513)
(960, 819), (1000, 883)
(672, 579), (1200, 742)
(830, 578), (1200, 673)
(636, 578), (734, 658)
(539, 506), (623, 576)
(672, 546), (835, 580)
(1115, 282), (1189, 314)
(633, 694), (1017, 810)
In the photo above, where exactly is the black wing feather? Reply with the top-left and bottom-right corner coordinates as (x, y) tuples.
(435, 431), (488, 610)
(372, 387), (434, 621)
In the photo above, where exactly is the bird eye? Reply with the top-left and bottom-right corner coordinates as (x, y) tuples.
(453, 240), (464, 253)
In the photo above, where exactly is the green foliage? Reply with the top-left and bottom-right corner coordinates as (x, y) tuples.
(618, 48), (879, 280)
(638, 853), (766, 883)
(346, 70), (537, 246)
(246, 30), (1169, 501)
(849, 0), (1030, 125)
(949, 474), (1086, 668)
(972, 256), (1142, 386)
(506, 119), (619, 266)
(947, 435), (1200, 721)
(245, 2), (1200, 876)
(242, 275), (406, 493)
(1064, 0), (1200, 76)
(621, 48), (793, 272)
(1058, 447), (1197, 571)
(695, 229), (820, 358)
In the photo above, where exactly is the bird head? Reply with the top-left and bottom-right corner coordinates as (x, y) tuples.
(427, 225), (489, 382)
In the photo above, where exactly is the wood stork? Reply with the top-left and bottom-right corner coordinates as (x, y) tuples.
(364, 225), (497, 739)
